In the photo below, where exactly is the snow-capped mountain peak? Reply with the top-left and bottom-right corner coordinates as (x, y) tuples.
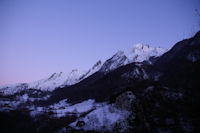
(100, 44), (167, 73)
(79, 60), (102, 80)
(28, 63), (103, 92)
(47, 72), (63, 81)
(100, 51), (128, 72)
(125, 43), (167, 63)
(0, 61), (102, 95)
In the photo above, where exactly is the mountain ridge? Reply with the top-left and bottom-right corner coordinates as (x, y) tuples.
(0, 44), (166, 95)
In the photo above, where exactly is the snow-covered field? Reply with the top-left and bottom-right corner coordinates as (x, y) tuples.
(0, 93), (131, 132)
(70, 104), (130, 131)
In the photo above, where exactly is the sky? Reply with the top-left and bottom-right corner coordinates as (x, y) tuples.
(0, 0), (200, 85)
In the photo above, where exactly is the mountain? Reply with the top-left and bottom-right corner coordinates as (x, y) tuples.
(0, 32), (200, 133)
(49, 44), (166, 103)
(0, 44), (166, 95)
(100, 44), (166, 73)
(29, 59), (103, 91)
(0, 60), (102, 95)
(155, 31), (200, 88)
(125, 43), (166, 63)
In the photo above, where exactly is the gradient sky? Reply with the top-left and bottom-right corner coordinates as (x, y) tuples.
(0, 0), (200, 85)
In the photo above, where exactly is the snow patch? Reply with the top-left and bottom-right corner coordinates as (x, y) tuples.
(21, 94), (29, 102)
(50, 99), (95, 118)
(0, 83), (28, 95)
(69, 104), (129, 131)
(0, 100), (21, 111)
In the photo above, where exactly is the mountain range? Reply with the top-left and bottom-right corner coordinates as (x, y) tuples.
(0, 43), (166, 94)
(0, 31), (200, 133)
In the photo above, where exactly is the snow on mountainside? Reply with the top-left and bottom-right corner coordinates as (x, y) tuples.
(125, 44), (166, 63)
(100, 51), (128, 73)
(0, 60), (102, 95)
(28, 70), (85, 91)
(0, 83), (29, 96)
(100, 44), (167, 72)
(29, 60), (103, 92)
(0, 44), (166, 95)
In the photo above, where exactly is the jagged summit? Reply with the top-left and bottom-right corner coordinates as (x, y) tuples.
(100, 51), (127, 72)
(100, 44), (167, 72)
(79, 60), (102, 80)
(92, 60), (102, 70)
(125, 43), (167, 63)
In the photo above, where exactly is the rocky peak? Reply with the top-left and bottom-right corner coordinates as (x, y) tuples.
(125, 43), (167, 63)
(99, 44), (166, 73)
(100, 51), (128, 73)
(92, 60), (102, 70)
(71, 69), (78, 73)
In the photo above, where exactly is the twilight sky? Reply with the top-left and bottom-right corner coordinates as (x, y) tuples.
(0, 0), (200, 85)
